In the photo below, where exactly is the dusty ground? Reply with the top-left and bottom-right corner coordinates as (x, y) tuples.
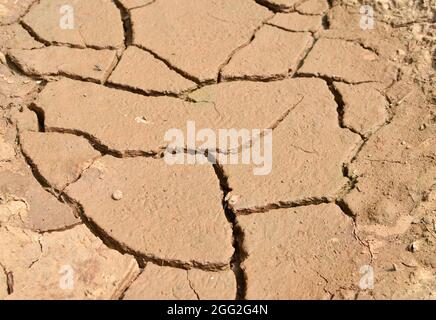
(0, 0), (434, 300)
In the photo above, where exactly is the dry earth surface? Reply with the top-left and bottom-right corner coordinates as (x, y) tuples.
(0, 0), (435, 300)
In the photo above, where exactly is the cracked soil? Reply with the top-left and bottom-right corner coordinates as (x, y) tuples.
(0, 0), (435, 300)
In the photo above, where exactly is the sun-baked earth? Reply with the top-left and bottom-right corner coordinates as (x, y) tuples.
(0, 0), (434, 300)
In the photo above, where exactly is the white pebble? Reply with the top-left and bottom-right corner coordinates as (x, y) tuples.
(112, 190), (123, 201)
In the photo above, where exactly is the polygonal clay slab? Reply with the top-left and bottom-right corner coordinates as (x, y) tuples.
(238, 204), (370, 299)
(35, 78), (304, 155)
(0, 136), (15, 161)
(334, 82), (389, 137)
(65, 156), (234, 268)
(221, 25), (313, 80)
(108, 46), (197, 94)
(11, 107), (39, 133)
(327, 6), (362, 31)
(298, 38), (396, 85)
(296, 0), (329, 15)
(0, 24), (44, 50)
(222, 78), (361, 213)
(0, 162), (80, 232)
(33, 78), (212, 155)
(0, 63), (37, 108)
(319, 25), (406, 61)
(131, 0), (271, 82)
(187, 79), (305, 132)
(344, 88), (436, 228)
(22, 0), (124, 49)
(268, 12), (322, 32)
(0, 225), (41, 274)
(20, 131), (101, 190)
(6, 225), (139, 300)
(124, 264), (236, 300)
(9, 47), (117, 83)
(0, 0), (36, 25)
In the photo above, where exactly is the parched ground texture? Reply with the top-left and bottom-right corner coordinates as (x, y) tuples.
(0, 0), (435, 300)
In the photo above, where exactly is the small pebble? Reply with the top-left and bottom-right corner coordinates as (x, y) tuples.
(397, 49), (405, 56)
(408, 242), (419, 253)
(226, 194), (239, 206)
(112, 190), (123, 201)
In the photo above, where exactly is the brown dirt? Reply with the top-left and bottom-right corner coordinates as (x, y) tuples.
(0, 0), (434, 300)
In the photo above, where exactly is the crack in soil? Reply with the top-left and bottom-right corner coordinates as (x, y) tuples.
(213, 164), (247, 300)
(254, 0), (308, 13)
(117, 267), (144, 300)
(1, 0), (431, 300)
(217, 13), (275, 83)
(0, 263), (13, 295)
(133, 44), (203, 84)
(16, 124), (233, 273)
(186, 271), (201, 300)
(19, 20), (119, 50)
(60, 189), (231, 272)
